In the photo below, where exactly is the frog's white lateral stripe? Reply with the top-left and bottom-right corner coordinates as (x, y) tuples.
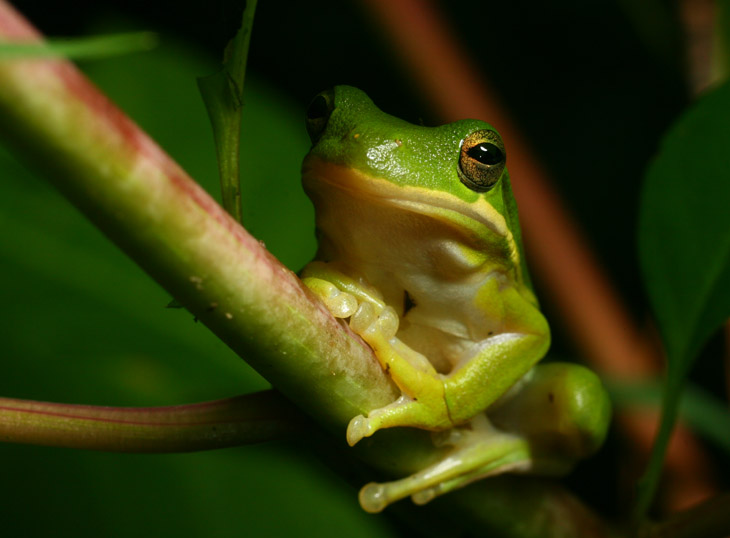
(302, 158), (522, 273)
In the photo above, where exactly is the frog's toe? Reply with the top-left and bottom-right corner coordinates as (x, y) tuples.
(350, 301), (376, 333)
(411, 487), (437, 505)
(328, 290), (358, 318)
(302, 277), (358, 318)
(359, 482), (388, 513)
(346, 414), (372, 446)
(367, 306), (399, 339)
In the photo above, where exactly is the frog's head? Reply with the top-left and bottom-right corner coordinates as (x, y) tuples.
(302, 86), (529, 281)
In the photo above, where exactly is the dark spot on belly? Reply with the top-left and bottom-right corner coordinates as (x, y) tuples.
(403, 290), (416, 316)
(548, 392), (554, 403)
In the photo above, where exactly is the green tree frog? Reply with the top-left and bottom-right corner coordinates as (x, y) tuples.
(300, 86), (611, 512)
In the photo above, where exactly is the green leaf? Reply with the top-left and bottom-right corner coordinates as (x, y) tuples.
(635, 80), (730, 518)
(0, 32), (157, 59)
(197, 0), (258, 224)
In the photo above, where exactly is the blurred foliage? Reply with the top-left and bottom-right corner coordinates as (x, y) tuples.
(640, 80), (730, 378)
(637, 79), (730, 515)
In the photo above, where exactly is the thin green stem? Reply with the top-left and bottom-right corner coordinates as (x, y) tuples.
(0, 391), (303, 452)
(634, 375), (685, 522)
(198, 0), (258, 224)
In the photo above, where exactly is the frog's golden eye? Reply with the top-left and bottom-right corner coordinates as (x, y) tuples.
(458, 129), (506, 192)
(305, 89), (335, 144)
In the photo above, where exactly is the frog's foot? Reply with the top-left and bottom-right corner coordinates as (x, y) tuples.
(357, 415), (535, 513)
(301, 277), (359, 318)
(301, 261), (386, 314)
(346, 394), (444, 446)
(346, 307), (449, 445)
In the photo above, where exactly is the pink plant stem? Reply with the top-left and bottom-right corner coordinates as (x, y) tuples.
(0, 392), (303, 452)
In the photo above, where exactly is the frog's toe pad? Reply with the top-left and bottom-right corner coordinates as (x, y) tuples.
(350, 302), (377, 333)
(346, 415), (372, 446)
(358, 480), (436, 512)
(359, 482), (388, 513)
(352, 304), (399, 340)
(303, 278), (358, 318)
(328, 290), (358, 318)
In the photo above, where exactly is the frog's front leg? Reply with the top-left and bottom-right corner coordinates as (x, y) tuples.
(443, 277), (551, 423)
(345, 326), (450, 445)
(302, 261), (449, 444)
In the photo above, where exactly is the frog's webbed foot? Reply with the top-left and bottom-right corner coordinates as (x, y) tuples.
(357, 414), (535, 513)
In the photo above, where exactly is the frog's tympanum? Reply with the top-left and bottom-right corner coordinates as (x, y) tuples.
(301, 86), (611, 512)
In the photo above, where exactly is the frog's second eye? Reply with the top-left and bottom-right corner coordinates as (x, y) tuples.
(305, 89), (336, 144)
(458, 129), (506, 192)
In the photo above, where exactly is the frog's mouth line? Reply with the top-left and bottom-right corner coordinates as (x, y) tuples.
(302, 158), (516, 249)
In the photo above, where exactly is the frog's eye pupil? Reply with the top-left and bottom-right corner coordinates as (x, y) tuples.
(468, 143), (504, 166)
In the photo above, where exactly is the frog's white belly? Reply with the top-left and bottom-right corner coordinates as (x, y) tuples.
(310, 183), (518, 372)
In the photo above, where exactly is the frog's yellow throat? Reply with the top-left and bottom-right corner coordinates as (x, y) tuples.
(302, 157), (522, 274)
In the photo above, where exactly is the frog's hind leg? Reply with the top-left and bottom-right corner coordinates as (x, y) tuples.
(357, 362), (611, 513)
(488, 361), (612, 459)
